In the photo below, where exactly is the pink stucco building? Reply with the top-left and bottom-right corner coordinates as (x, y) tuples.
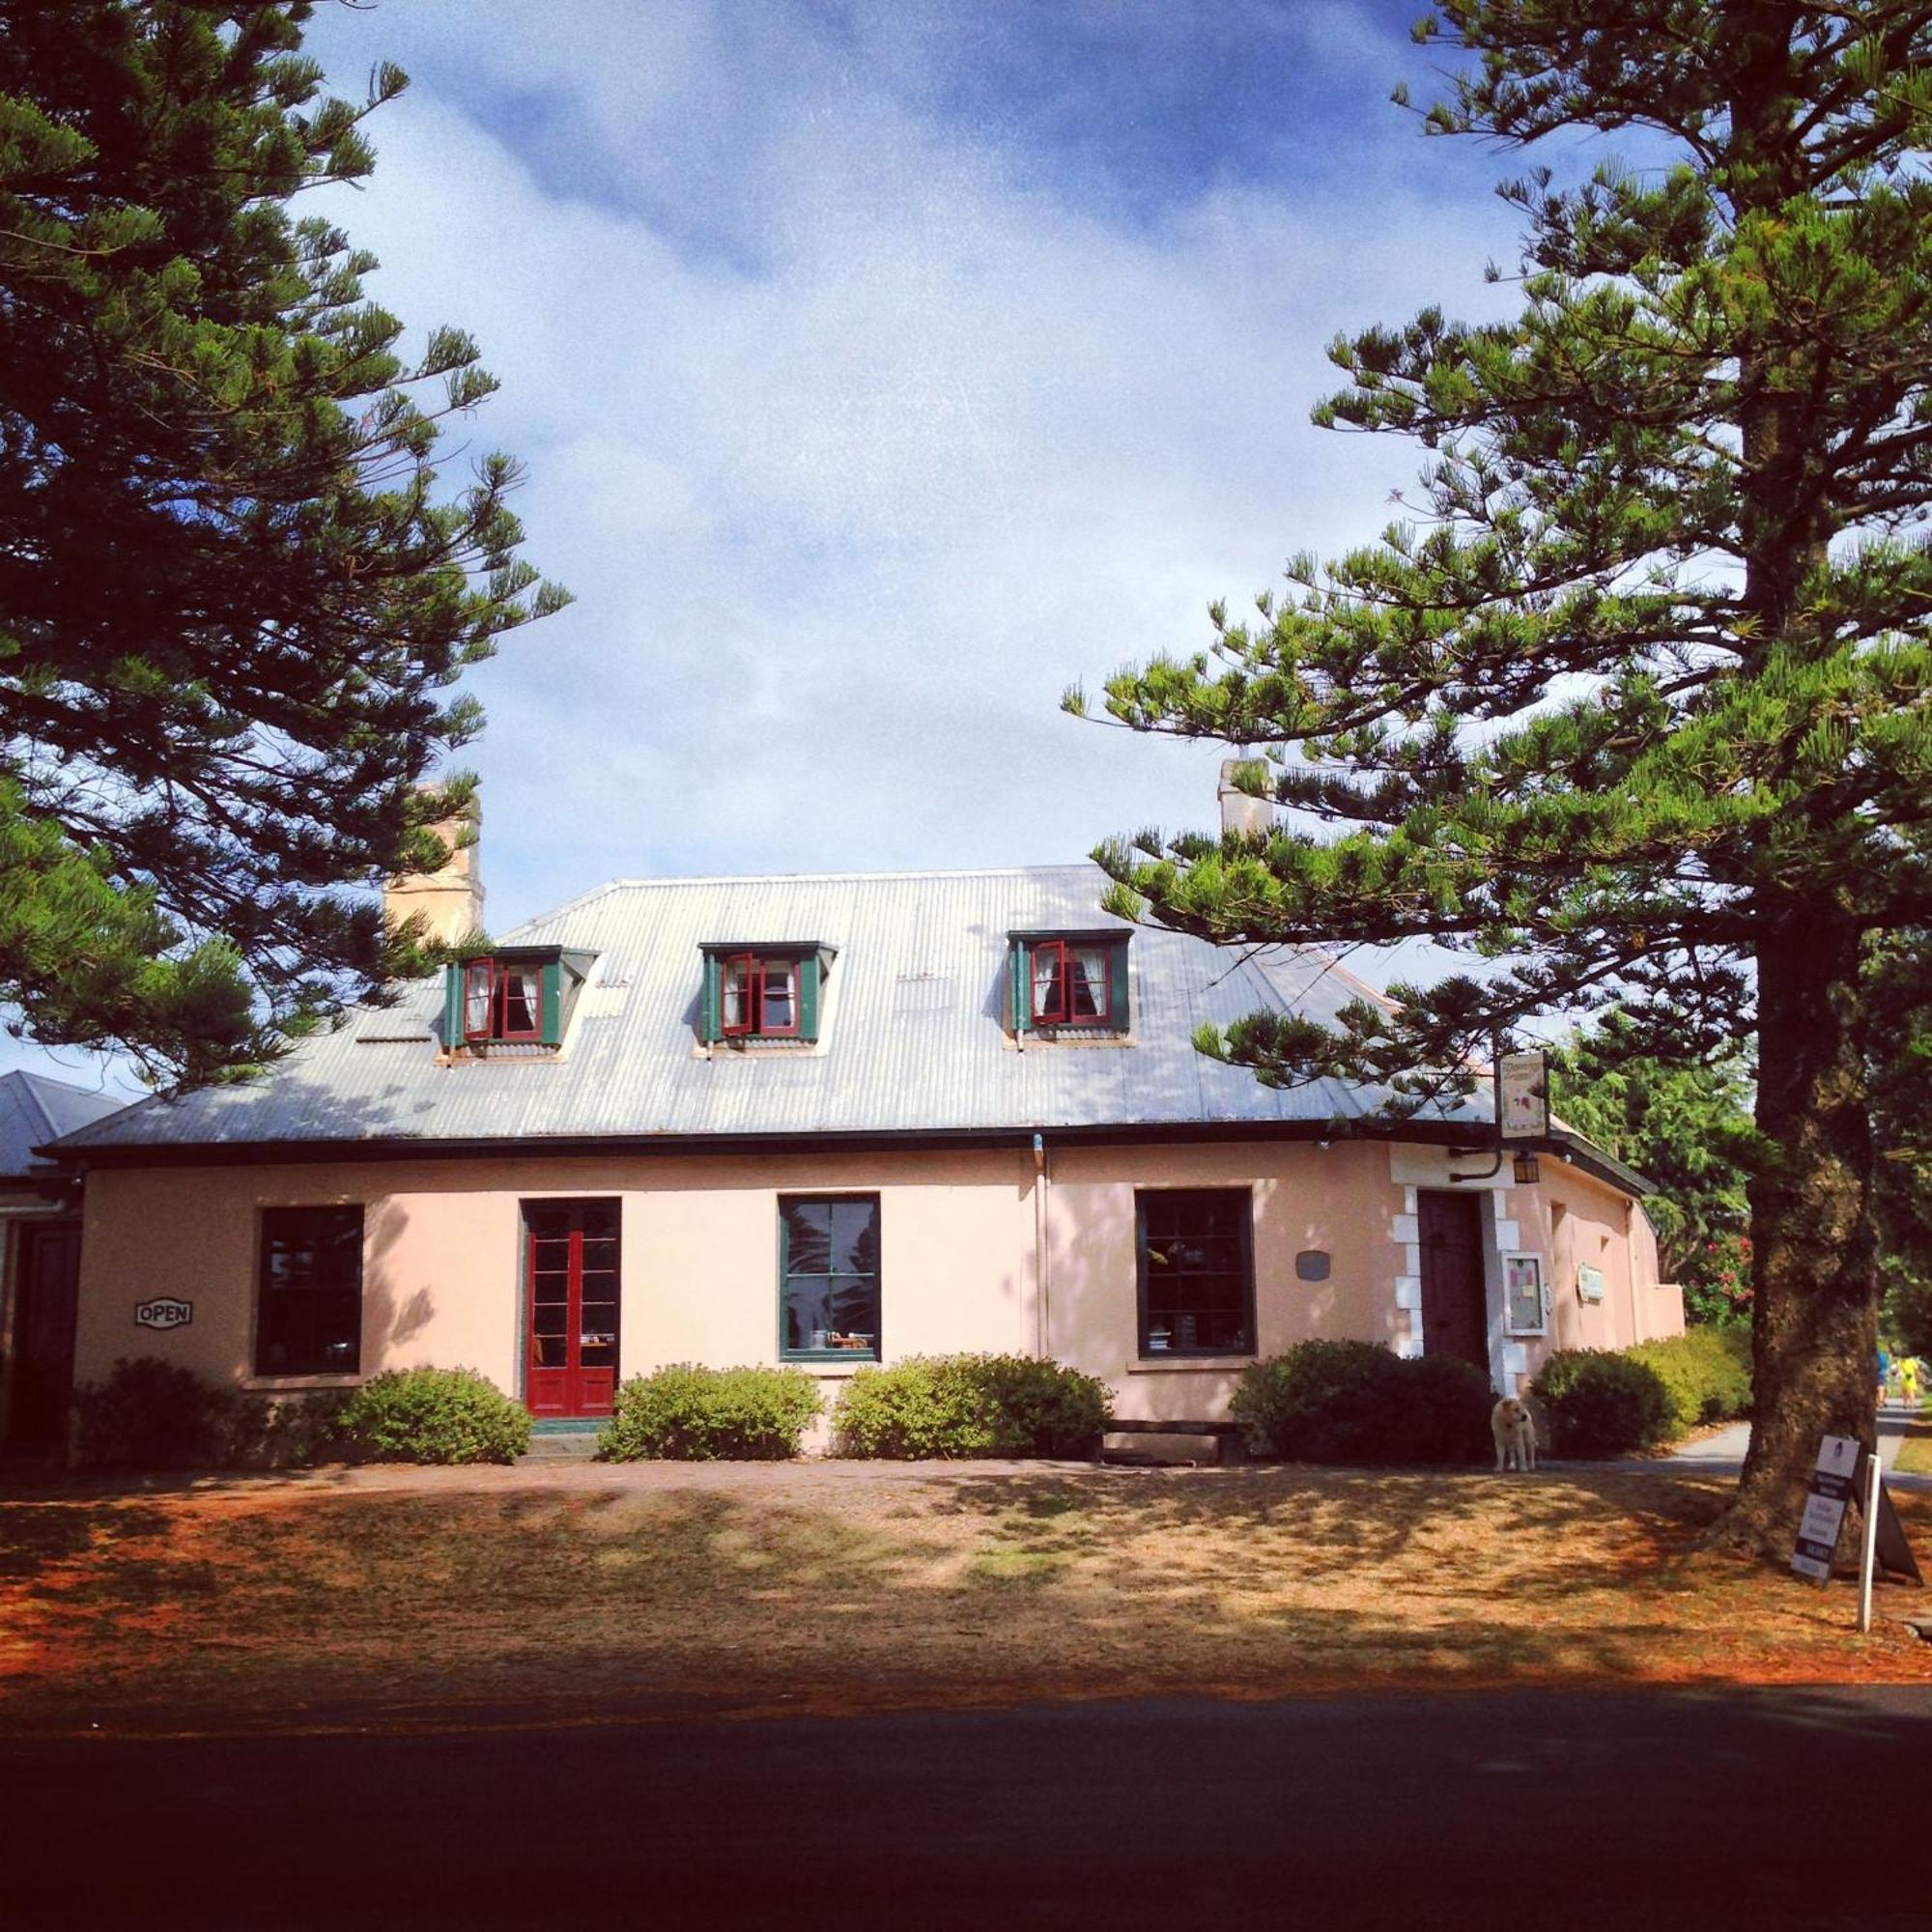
(40, 838), (1680, 1442)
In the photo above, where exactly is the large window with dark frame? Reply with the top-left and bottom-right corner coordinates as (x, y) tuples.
(780, 1195), (880, 1361)
(255, 1206), (363, 1377)
(1135, 1188), (1255, 1358)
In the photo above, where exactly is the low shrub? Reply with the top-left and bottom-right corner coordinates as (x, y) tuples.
(335, 1367), (530, 1464)
(74, 1356), (235, 1468)
(1232, 1341), (1402, 1463)
(226, 1390), (355, 1469)
(835, 1354), (1112, 1459)
(599, 1365), (822, 1461)
(1391, 1352), (1497, 1463)
(1530, 1349), (1673, 1456)
(1231, 1341), (1491, 1464)
(1628, 1328), (1753, 1435)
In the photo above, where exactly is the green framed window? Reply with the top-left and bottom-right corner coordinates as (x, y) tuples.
(442, 947), (592, 1053)
(256, 1206), (363, 1377)
(1009, 931), (1129, 1034)
(1135, 1188), (1255, 1358)
(700, 943), (835, 1043)
(780, 1195), (880, 1361)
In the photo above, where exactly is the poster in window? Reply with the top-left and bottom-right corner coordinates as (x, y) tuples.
(1503, 1255), (1544, 1333)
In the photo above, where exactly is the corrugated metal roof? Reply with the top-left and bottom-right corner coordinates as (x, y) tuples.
(49, 866), (1495, 1153)
(0, 1070), (129, 1177)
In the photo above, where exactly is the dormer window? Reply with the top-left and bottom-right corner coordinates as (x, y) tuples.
(464, 957), (543, 1042)
(700, 942), (836, 1045)
(1029, 940), (1113, 1026)
(442, 946), (594, 1055)
(1009, 930), (1130, 1035)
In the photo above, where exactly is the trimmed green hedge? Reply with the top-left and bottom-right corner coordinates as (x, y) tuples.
(1627, 1327), (1752, 1435)
(599, 1365), (823, 1461)
(1529, 1349), (1673, 1456)
(1230, 1341), (1492, 1465)
(335, 1367), (530, 1464)
(74, 1359), (526, 1467)
(834, 1353), (1112, 1459)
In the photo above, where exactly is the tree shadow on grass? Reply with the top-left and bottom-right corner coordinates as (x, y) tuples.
(3, 1463), (1914, 1735)
(0, 1498), (171, 1583)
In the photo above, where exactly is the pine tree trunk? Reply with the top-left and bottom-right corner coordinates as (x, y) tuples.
(1712, 920), (1878, 1557)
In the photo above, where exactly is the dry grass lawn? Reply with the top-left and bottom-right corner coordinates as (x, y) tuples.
(2, 1459), (1929, 1736)
(1894, 1408), (1932, 1476)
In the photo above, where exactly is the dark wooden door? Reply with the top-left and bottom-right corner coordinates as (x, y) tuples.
(10, 1220), (82, 1443)
(524, 1201), (620, 1419)
(1417, 1191), (1490, 1377)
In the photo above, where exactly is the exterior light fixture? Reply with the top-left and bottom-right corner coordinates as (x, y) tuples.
(1513, 1151), (1541, 1185)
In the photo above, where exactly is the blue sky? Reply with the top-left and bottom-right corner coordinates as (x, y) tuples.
(12, 0), (1571, 1099)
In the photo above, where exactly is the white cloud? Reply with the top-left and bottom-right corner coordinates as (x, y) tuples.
(6, 2), (1534, 1090)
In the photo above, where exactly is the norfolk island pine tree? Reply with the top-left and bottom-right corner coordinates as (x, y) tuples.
(0, 1), (568, 1085)
(1067, 2), (1932, 1555)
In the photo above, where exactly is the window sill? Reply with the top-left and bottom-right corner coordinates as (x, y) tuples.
(782, 1353), (880, 1369)
(1504, 1327), (1548, 1340)
(243, 1373), (363, 1392)
(1128, 1355), (1255, 1374)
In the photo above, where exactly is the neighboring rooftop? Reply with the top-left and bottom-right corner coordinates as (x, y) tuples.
(0, 1069), (132, 1179)
(47, 864), (1498, 1158)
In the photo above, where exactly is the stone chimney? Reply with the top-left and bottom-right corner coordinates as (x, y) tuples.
(1217, 758), (1272, 839)
(383, 793), (485, 948)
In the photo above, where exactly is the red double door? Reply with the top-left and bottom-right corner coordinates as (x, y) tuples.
(525, 1200), (620, 1418)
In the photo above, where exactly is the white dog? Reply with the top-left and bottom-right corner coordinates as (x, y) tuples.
(1492, 1396), (1538, 1472)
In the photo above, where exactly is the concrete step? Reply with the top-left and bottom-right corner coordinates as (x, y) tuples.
(1099, 1430), (1225, 1467)
(520, 1430), (601, 1463)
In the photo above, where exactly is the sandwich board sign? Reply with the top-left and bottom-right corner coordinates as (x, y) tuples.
(1792, 1435), (1861, 1582)
(1791, 1434), (1925, 1587)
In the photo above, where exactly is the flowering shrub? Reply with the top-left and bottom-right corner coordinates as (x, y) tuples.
(1680, 1230), (1752, 1328)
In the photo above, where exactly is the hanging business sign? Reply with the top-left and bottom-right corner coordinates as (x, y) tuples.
(133, 1297), (193, 1331)
(1792, 1435), (1862, 1582)
(1497, 1050), (1549, 1140)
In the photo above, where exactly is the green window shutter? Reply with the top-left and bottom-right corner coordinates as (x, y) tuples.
(1108, 942), (1130, 1031)
(441, 963), (462, 1049)
(800, 954), (820, 1041)
(540, 962), (563, 1047)
(1011, 940), (1030, 1033)
(700, 953), (721, 1042)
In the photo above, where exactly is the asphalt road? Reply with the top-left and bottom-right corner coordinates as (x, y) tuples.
(5, 1685), (1927, 1930)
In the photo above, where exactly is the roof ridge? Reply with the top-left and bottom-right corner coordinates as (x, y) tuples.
(498, 863), (1112, 937)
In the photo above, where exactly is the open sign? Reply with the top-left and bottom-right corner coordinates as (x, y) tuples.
(134, 1297), (193, 1331)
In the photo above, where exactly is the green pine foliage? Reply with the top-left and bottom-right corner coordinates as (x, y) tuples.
(1548, 1012), (1755, 1320)
(1071, 2), (1932, 1550)
(0, 3), (567, 1083)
